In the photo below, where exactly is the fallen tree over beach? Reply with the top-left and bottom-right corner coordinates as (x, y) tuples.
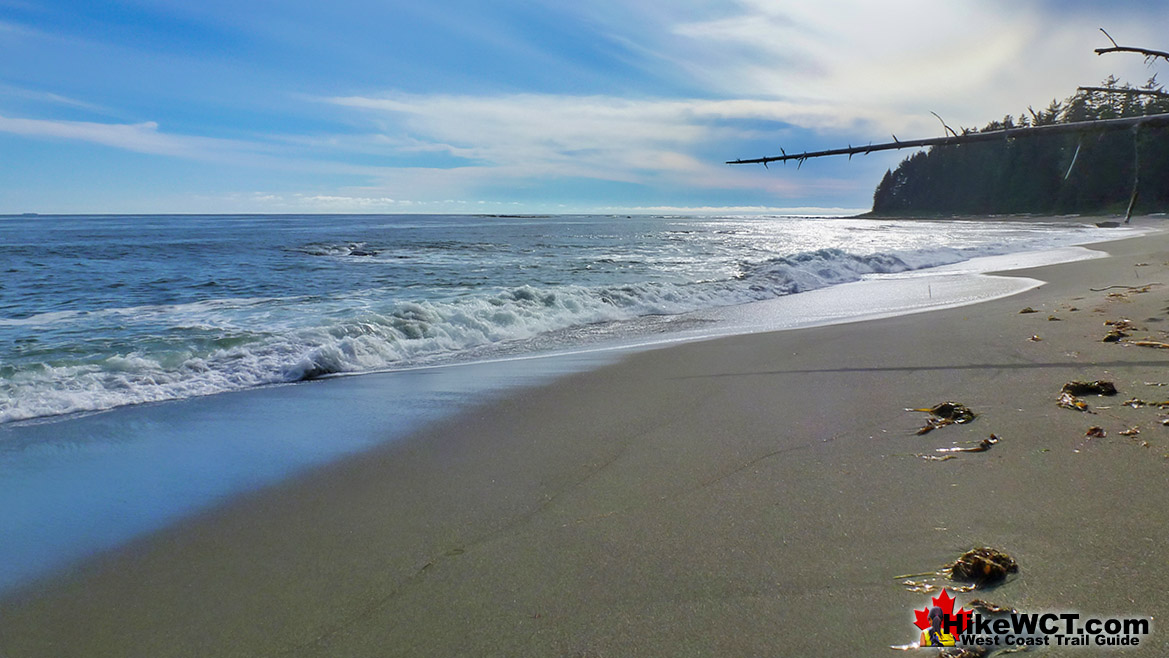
(729, 30), (1169, 220)
(724, 112), (1169, 168)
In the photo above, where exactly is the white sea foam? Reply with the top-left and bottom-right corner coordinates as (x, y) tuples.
(0, 296), (301, 328)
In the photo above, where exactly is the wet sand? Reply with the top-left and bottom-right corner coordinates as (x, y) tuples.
(3, 225), (1169, 656)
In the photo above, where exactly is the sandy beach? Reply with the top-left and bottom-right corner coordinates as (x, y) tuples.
(3, 224), (1169, 657)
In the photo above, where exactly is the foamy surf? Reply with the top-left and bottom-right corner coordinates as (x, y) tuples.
(0, 214), (1135, 424)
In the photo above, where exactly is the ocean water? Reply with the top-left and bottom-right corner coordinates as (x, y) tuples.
(0, 213), (1140, 592)
(0, 213), (1121, 425)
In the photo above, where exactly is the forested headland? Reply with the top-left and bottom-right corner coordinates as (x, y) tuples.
(871, 77), (1169, 216)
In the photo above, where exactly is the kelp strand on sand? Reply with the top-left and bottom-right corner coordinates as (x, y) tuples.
(910, 402), (977, 435)
(1127, 339), (1169, 349)
(917, 435), (1001, 461)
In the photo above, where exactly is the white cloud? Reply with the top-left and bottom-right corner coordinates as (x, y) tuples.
(573, 0), (1169, 134)
(324, 92), (856, 197)
(330, 93), (704, 171)
(0, 113), (401, 179)
(2, 96), (818, 206)
(0, 114), (262, 160)
(0, 83), (113, 114)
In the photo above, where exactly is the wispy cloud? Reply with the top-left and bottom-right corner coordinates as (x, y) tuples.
(324, 92), (849, 195)
(0, 83), (115, 114)
(0, 114), (258, 159)
(0, 113), (395, 180)
(3, 94), (816, 205)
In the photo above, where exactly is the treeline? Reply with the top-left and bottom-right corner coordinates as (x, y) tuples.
(872, 76), (1169, 215)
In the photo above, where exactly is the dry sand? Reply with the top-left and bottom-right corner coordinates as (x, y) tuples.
(3, 227), (1169, 657)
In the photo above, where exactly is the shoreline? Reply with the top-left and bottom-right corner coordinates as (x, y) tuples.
(4, 224), (1169, 655)
(0, 234), (1130, 595)
(0, 219), (1139, 595)
(0, 213), (1133, 430)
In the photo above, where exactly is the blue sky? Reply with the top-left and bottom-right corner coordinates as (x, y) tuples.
(1, 0), (1166, 214)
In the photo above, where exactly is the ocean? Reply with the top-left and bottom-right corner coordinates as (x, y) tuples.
(0, 213), (1139, 591)
(0, 213), (1122, 425)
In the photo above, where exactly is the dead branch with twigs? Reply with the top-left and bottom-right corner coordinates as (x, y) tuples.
(1096, 28), (1169, 64)
(930, 111), (958, 138)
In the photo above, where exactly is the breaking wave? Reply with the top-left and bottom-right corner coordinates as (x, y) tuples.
(0, 243), (1046, 423)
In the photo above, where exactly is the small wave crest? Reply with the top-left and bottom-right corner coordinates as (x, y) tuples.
(737, 246), (974, 295)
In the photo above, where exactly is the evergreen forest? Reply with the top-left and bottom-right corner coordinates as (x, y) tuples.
(871, 77), (1169, 216)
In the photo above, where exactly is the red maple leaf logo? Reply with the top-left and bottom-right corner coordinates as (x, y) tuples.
(913, 588), (971, 634)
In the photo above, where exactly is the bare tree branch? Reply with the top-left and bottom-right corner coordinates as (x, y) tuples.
(726, 112), (1169, 166)
(1100, 28), (1120, 49)
(1095, 29), (1169, 62)
(1095, 46), (1169, 62)
(930, 111), (958, 138)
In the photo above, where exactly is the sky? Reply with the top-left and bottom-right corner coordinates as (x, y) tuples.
(1, 0), (1167, 215)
